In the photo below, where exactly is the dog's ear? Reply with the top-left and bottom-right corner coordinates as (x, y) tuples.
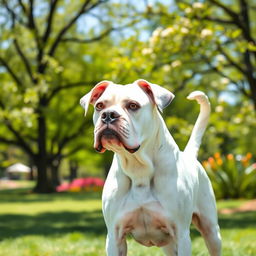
(135, 79), (175, 112)
(80, 81), (112, 116)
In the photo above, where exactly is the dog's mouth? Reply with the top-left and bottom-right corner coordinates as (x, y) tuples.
(95, 128), (140, 154)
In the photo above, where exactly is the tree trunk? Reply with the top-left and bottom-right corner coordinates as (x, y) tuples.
(248, 78), (256, 111)
(29, 167), (34, 180)
(50, 159), (61, 187)
(33, 157), (55, 193)
(33, 109), (55, 193)
(69, 160), (78, 182)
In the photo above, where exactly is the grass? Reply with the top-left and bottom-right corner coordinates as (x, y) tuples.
(0, 184), (256, 255)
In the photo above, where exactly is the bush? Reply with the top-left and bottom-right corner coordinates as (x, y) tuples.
(203, 153), (256, 199)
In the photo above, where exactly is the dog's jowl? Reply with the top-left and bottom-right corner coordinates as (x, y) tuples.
(80, 79), (221, 256)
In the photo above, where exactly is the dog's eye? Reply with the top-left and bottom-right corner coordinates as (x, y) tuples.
(128, 103), (139, 111)
(95, 102), (104, 111)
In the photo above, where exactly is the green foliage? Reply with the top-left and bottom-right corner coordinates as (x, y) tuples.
(0, 0), (256, 184)
(203, 153), (256, 199)
(103, 0), (256, 160)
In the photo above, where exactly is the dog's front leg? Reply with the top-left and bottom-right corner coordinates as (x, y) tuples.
(106, 231), (127, 256)
(176, 230), (192, 256)
(162, 242), (178, 256)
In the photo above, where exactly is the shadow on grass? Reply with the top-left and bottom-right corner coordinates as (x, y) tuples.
(0, 188), (102, 203)
(218, 211), (256, 229)
(2, 210), (255, 241)
(1, 188), (255, 242)
(190, 211), (256, 239)
(0, 210), (106, 241)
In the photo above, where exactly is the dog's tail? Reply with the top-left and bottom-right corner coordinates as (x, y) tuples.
(184, 91), (211, 158)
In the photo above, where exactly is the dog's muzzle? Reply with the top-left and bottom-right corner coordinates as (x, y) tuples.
(94, 127), (140, 154)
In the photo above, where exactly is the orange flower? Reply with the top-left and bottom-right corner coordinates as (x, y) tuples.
(208, 157), (216, 169)
(214, 152), (221, 159)
(241, 158), (249, 167)
(246, 152), (252, 160)
(216, 158), (223, 166)
(227, 154), (234, 161)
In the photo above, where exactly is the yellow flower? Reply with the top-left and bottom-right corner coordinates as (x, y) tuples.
(69, 186), (81, 192)
(202, 160), (209, 168)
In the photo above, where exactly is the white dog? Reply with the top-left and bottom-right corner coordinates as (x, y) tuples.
(80, 79), (221, 256)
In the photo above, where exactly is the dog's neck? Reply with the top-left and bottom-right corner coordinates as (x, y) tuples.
(115, 109), (179, 187)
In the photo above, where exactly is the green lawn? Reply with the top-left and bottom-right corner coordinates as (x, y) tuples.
(0, 185), (255, 256)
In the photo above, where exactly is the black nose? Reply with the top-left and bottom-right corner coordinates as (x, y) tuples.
(101, 110), (120, 124)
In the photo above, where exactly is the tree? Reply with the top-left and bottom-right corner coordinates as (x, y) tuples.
(102, 0), (256, 157)
(0, 0), (136, 192)
(144, 0), (256, 109)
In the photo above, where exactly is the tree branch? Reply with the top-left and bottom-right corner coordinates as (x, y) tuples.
(0, 136), (18, 145)
(47, 80), (97, 102)
(28, 0), (36, 29)
(57, 120), (87, 153)
(209, 0), (240, 22)
(61, 21), (137, 44)
(36, 0), (60, 72)
(13, 39), (35, 83)
(4, 120), (35, 157)
(17, 0), (27, 14)
(209, 0), (255, 45)
(216, 44), (246, 74)
(62, 144), (85, 158)
(200, 59), (250, 98)
(0, 57), (23, 88)
(2, 0), (26, 26)
(239, 0), (255, 44)
(47, 0), (94, 57)
(61, 27), (114, 44)
(38, 0), (109, 74)
(193, 15), (234, 25)
(0, 99), (35, 156)
(42, 0), (59, 43)
(173, 71), (197, 94)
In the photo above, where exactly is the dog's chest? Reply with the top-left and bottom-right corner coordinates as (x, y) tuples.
(116, 187), (176, 247)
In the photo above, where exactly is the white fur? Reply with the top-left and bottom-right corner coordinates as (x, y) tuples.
(80, 80), (221, 256)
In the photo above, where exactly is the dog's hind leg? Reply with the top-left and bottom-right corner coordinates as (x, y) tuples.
(106, 232), (127, 256)
(194, 163), (222, 255)
(163, 227), (192, 256)
(192, 212), (221, 256)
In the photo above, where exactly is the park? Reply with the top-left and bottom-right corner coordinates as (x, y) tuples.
(0, 0), (256, 255)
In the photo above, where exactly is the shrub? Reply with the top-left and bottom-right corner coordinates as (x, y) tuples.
(203, 153), (256, 199)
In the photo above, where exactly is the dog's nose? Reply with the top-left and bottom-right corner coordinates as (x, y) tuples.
(101, 110), (120, 124)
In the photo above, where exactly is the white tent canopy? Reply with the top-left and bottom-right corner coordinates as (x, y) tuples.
(6, 163), (31, 173)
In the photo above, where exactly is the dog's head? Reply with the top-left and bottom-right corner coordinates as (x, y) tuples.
(80, 79), (174, 154)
